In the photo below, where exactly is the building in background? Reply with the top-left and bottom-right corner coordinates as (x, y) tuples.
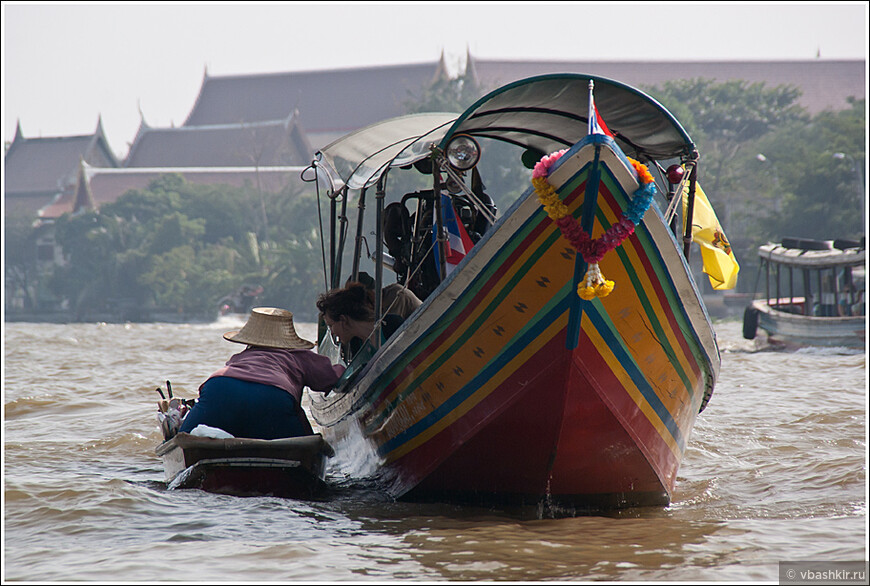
(470, 56), (864, 115)
(4, 118), (119, 221)
(5, 53), (864, 317)
(181, 58), (451, 149)
(123, 111), (313, 168)
(7, 53), (864, 225)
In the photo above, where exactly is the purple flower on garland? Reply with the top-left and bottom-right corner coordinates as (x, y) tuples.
(556, 216), (590, 250)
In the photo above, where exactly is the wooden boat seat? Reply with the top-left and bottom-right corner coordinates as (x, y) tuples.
(156, 432), (335, 458)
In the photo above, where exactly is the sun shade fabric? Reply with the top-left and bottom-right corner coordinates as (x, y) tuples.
(758, 244), (866, 268)
(316, 74), (696, 190)
(443, 74), (695, 161)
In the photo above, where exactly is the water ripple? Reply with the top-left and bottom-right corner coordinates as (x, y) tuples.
(3, 319), (866, 582)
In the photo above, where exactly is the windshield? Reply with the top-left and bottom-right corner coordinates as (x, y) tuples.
(317, 113), (458, 190)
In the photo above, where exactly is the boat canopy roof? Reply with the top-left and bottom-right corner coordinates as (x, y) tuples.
(316, 74), (696, 190)
(759, 242), (866, 268)
(316, 113), (459, 190)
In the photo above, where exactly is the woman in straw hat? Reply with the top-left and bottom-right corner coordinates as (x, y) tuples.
(177, 307), (344, 440)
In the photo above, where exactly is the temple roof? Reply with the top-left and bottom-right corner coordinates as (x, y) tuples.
(183, 60), (447, 135)
(38, 163), (308, 220)
(124, 114), (313, 168)
(470, 58), (865, 114)
(5, 118), (119, 195)
(8, 55), (864, 222)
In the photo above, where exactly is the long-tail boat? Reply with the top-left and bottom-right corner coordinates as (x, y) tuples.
(305, 74), (722, 511)
(156, 432), (334, 499)
(743, 237), (865, 348)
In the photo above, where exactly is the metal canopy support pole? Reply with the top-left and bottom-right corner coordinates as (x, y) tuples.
(751, 261), (763, 302)
(682, 162), (699, 260)
(333, 189), (349, 290)
(351, 187), (368, 282)
(329, 192), (338, 289)
(846, 266), (855, 315)
(817, 270), (823, 316)
(803, 269), (812, 316)
(667, 180), (679, 238)
(374, 171), (388, 344)
(433, 163), (447, 281)
(775, 264), (781, 308)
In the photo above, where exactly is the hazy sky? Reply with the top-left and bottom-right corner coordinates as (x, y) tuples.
(2, 2), (868, 159)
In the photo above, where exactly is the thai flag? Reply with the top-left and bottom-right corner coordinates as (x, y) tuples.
(588, 81), (614, 137)
(433, 192), (475, 274)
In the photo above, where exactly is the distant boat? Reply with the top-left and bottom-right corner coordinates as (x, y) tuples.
(743, 238), (865, 348)
(306, 74), (723, 512)
(218, 284), (264, 316)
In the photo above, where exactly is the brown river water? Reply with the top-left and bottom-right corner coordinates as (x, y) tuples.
(3, 317), (866, 581)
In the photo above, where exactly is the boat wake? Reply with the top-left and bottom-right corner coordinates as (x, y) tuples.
(167, 465), (196, 490)
(794, 345), (865, 356)
(207, 314), (248, 329)
(324, 422), (383, 485)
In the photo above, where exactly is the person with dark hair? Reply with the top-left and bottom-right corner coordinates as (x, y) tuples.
(349, 272), (423, 320)
(316, 282), (405, 361)
(176, 307), (344, 440)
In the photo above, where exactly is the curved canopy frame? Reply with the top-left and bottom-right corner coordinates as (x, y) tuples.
(316, 113), (458, 190)
(316, 74), (697, 190)
(441, 73), (696, 161)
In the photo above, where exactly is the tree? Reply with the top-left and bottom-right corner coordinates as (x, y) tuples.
(140, 243), (239, 315)
(4, 213), (40, 311)
(146, 212), (206, 256)
(50, 210), (124, 316)
(755, 98), (865, 241)
(404, 64), (481, 115)
(643, 78), (821, 291)
(404, 69), (532, 212)
(45, 172), (326, 320)
(257, 185), (325, 321)
(645, 78), (808, 195)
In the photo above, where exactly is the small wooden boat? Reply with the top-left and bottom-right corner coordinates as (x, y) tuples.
(743, 238), (865, 348)
(306, 74), (726, 512)
(156, 432), (335, 499)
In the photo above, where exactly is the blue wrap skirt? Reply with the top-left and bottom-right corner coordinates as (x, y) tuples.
(177, 376), (313, 439)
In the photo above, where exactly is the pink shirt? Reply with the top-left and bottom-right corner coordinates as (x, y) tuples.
(205, 347), (345, 402)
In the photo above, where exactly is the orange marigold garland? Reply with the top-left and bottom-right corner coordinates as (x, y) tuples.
(532, 149), (657, 300)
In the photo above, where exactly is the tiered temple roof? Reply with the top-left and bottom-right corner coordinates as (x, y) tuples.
(5, 118), (119, 217)
(7, 54), (864, 223)
(123, 112), (312, 168)
(39, 161), (307, 220)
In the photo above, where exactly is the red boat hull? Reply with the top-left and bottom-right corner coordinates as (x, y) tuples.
(383, 328), (669, 508)
(311, 136), (718, 510)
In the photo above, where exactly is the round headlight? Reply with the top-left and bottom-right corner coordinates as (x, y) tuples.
(445, 135), (480, 171)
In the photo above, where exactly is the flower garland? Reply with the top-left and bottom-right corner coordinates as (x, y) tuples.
(532, 149), (657, 300)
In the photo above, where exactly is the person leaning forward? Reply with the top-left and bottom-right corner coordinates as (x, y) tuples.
(177, 307), (344, 440)
(317, 282), (405, 359)
(350, 271), (423, 320)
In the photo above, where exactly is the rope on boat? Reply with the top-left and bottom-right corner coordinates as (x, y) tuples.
(663, 169), (690, 226)
(439, 162), (498, 225)
(301, 160), (331, 292)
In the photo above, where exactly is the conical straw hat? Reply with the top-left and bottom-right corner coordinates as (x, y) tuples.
(223, 307), (315, 349)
